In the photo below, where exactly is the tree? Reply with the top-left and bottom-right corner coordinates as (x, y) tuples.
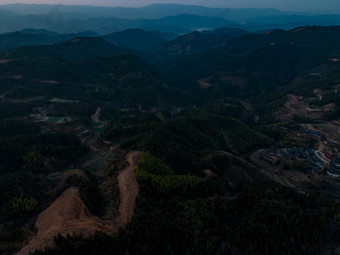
(22, 149), (42, 169)
(8, 194), (38, 216)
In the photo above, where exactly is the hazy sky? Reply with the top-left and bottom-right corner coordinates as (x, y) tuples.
(0, 0), (339, 13)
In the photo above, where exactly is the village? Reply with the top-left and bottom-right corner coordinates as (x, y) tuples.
(262, 84), (340, 179)
(262, 126), (340, 177)
(266, 146), (340, 176)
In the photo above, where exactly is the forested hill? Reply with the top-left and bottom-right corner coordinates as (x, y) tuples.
(0, 30), (98, 52)
(0, 37), (130, 60)
(1, 24), (340, 255)
(102, 29), (170, 52)
(148, 27), (248, 61)
(160, 26), (340, 99)
(2, 26), (340, 103)
(0, 54), (198, 107)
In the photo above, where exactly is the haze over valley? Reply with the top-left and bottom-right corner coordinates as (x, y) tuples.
(1, 2), (340, 255)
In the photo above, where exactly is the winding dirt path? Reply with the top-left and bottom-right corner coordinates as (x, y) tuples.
(91, 106), (107, 126)
(117, 151), (140, 228)
(16, 151), (140, 255)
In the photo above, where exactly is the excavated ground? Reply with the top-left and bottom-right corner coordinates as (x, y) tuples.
(17, 151), (140, 255)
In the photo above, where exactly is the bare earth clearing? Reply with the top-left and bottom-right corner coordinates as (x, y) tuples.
(275, 94), (337, 122)
(16, 151), (140, 255)
(117, 151), (140, 227)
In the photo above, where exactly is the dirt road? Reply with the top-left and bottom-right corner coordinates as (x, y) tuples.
(91, 106), (107, 126)
(117, 151), (140, 228)
(250, 149), (306, 194)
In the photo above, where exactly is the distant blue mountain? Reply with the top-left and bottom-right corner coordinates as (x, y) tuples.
(102, 29), (173, 51)
(1, 4), (340, 34)
(0, 13), (231, 35)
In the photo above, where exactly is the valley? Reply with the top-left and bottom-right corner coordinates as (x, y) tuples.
(1, 5), (340, 254)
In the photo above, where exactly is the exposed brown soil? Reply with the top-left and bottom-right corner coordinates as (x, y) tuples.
(275, 94), (336, 122)
(0, 59), (11, 64)
(117, 151), (140, 227)
(16, 151), (140, 255)
(197, 78), (214, 88)
(16, 188), (116, 255)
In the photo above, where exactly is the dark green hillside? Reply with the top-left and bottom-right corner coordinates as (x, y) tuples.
(103, 29), (169, 51)
(0, 30), (99, 52)
(33, 169), (340, 255)
(0, 119), (87, 207)
(0, 119), (88, 255)
(3, 24), (340, 255)
(0, 32), (53, 52)
(163, 26), (340, 99)
(160, 29), (286, 85)
(103, 108), (271, 175)
(0, 55), (197, 107)
(0, 37), (129, 60)
(148, 28), (248, 61)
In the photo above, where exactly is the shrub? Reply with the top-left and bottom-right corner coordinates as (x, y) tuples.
(8, 194), (38, 217)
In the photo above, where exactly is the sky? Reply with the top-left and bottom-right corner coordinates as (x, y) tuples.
(0, 0), (339, 13)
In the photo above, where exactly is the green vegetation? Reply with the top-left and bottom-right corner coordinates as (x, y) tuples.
(33, 183), (340, 255)
(103, 109), (271, 176)
(277, 137), (317, 149)
(317, 92), (340, 107)
(61, 170), (103, 215)
(7, 194), (38, 217)
(0, 119), (88, 254)
(292, 113), (313, 123)
(22, 150), (43, 168)
(135, 152), (204, 197)
(2, 25), (340, 254)
(0, 131), (87, 170)
(0, 102), (34, 119)
(137, 152), (173, 175)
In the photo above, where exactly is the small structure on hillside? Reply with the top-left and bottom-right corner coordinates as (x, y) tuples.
(328, 160), (340, 177)
(268, 146), (276, 156)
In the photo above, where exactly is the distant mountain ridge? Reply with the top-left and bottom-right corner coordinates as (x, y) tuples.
(149, 27), (248, 61)
(0, 28), (177, 57)
(0, 4), (305, 21)
(1, 4), (339, 34)
(102, 29), (173, 52)
(2, 25), (340, 102)
(0, 37), (130, 60)
(0, 30), (99, 52)
(0, 8), (17, 17)
(0, 4), (245, 19)
(0, 12), (230, 35)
